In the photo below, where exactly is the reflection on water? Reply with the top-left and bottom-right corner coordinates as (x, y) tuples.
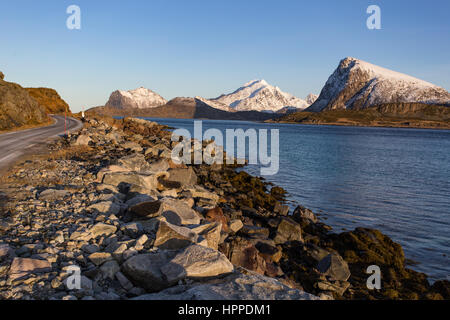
(145, 117), (450, 281)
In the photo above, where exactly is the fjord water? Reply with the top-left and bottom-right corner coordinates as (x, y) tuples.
(145, 118), (450, 281)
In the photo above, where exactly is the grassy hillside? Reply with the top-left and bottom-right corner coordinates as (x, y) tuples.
(0, 75), (50, 131)
(26, 87), (71, 114)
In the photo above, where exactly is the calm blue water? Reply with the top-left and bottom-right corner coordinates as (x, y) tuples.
(144, 117), (450, 281)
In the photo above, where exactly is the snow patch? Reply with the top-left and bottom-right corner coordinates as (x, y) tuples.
(212, 80), (313, 112)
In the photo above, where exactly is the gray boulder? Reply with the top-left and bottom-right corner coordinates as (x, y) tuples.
(83, 223), (117, 241)
(122, 251), (178, 292)
(88, 201), (121, 215)
(167, 167), (197, 186)
(228, 219), (243, 233)
(154, 220), (198, 250)
(273, 217), (303, 244)
(74, 135), (91, 146)
(9, 257), (52, 280)
(102, 172), (143, 188)
(147, 159), (170, 173)
(305, 243), (330, 262)
(317, 253), (351, 281)
(125, 194), (157, 207)
(133, 270), (318, 300)
(102, 171), (163, 192)
(122, 141), (143, 152)
(100, 260), (121, 280)
(0, 244), (15, 262)
(160, 198), (202, 226)
(293, 205), (318, 223)
(118, 153), (152, 173)
(274, 202), (290, 216)
(129, 200), (163, 219)
(38, 189), (70, 201)
(160, 245), (233, 281)
(189, 222), (222, 250)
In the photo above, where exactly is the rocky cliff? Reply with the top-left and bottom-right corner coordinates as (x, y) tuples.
(26, 88), (71, 114)
(0, 72), (49, 130)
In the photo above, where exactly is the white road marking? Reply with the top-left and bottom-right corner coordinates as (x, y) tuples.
(0, 151), (21, 163)
(0, 115), (83, 170)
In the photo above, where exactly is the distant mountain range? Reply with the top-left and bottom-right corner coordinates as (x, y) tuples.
(89, 57), (449, 124)
(89, 97), (279, 121)
(98, 80), (317, 119)
(307, 57), (450, 112)
(2, 57), (449, 131)
(210, 79), (316, 112)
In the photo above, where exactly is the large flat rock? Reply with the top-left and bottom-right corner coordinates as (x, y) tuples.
(160, 245), (233, 282)
(121, 251), (178, 292)
(132, 270), (319, 300)
(9, 257), (52, 280)
(154, 220), (198, 250)
(122, 245), (234, 293)
(160, 198), (202, 226)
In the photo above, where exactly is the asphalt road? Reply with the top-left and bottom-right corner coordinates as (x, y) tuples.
(0, 115), (83, 172)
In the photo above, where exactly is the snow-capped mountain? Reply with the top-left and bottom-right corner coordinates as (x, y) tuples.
(106, 87), (167, 109)
(307, 57), (450, 112)
(194, 96), (235, 112)
(211, 80), (314, 112)
(305, 93), (318, 105)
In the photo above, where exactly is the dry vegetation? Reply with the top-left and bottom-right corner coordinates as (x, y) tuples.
(272, 103), (450, 129)
(44, 145), (94, 161)
(26, 87), (71, 114)
(0, 116), (53, 134)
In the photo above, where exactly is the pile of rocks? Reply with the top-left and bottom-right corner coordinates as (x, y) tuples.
(0, 117), (319, 300)
(0, 116), (447, 300)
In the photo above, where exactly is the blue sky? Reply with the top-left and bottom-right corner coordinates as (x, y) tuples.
(1, 0), (449, 112)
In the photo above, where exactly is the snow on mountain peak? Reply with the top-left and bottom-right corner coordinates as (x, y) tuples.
(243, 79), (268, 87)
(305, 93), (319, 105)
(307, 57), (450, 112)
(342, 57), (438, 89)
(106, 87), (167, 109)
(212, 80), (313, 112)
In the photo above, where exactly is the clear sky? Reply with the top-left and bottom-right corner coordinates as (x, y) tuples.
(1, 0), (449, 112)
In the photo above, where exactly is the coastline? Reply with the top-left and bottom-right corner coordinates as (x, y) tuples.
(92, 108), (450, 131)
(0, 115), (448, 300)
(266, 119), (450, 131)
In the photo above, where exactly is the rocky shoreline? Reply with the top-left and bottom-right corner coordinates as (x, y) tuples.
(0, 116), (448, 300)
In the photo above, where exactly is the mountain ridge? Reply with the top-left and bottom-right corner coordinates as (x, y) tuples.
(212, 79), (315, 112)
(89, 96), (280, 121)
(307, 57), (450, 112)
(100, 81), (317, 115)
(106, 87), (167, 110)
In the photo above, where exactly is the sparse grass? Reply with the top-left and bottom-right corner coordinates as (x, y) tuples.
(0, 116), (54, 134)
(0, 145), (95, 187)
(45, 145), (94, 161)
(26, 87), (71, 114)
